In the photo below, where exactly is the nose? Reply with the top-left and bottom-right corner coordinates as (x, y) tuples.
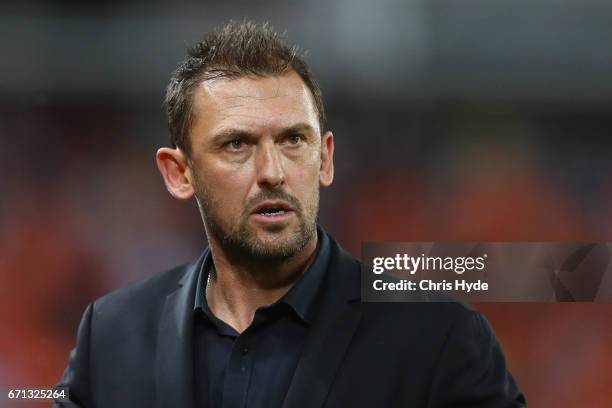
(256, 140), (285, 189)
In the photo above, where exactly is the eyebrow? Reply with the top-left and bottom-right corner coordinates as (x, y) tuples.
(210, 123), (316, 145)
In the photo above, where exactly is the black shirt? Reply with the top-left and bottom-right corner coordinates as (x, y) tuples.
(193, 227), (331, 408)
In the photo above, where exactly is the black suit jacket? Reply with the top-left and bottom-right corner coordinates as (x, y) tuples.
(56, 232), (526, 407)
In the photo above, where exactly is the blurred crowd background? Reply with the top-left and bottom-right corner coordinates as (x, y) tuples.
(1, 0), (612, 406)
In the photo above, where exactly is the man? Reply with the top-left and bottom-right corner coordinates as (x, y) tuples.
(56, 21), (526, 407)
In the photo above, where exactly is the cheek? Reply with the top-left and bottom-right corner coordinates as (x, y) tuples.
(289, 156), (321, 202)
(197, 163), (252, 213)
(289, 148), (320, 177)
(305, 154), (323, 185)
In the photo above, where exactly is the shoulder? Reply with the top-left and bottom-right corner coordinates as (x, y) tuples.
(325, 235), (525, 404)
(326, 233), (479, 335)
(90, 262), (191, 323)
(325, 230), (477, 319)
(360, 292), (480, 336)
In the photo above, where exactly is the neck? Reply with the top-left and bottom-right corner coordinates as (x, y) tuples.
(205, 232), (319, 333)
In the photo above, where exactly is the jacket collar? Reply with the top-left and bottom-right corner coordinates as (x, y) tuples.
(155, 250), (205, 408)
(281, 232), (362, 408)
(155, 228), (362, 408)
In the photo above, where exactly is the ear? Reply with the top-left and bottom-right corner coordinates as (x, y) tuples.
(155, 147), (195, 200)
(319, 131), (335, 187)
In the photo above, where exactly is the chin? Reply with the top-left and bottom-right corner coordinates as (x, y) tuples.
(245, 242), (300, 261)
(247, 229), (311, 259)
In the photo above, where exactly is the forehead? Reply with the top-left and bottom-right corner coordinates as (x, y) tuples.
(192, 71), (319, 137)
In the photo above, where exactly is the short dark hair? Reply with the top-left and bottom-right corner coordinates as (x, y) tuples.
(164, 20), (326, 156)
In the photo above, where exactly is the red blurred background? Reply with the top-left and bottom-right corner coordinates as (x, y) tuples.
(2, 1), (612, 406)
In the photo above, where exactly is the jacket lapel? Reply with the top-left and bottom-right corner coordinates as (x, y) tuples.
(155, 252), (207, 408)
(153, 235), (362, 408)
(282, 237), (363, 408)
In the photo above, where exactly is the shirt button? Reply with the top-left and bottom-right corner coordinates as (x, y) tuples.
(240, 346), (249, 355)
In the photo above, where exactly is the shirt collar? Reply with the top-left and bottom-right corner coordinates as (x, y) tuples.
(194, 225), (331, 325)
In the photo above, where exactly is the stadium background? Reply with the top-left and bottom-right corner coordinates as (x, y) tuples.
(1, 0), (611, 406)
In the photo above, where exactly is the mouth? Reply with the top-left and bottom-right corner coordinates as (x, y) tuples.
(256, 208), (290, 217)
(250, 201), (295, 221)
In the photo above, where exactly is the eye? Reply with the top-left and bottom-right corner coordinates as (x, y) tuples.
(286, 133), (305, 145)
(226, 139), (245, 151)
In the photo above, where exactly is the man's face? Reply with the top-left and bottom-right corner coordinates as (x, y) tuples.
(186, 71), (333, 261)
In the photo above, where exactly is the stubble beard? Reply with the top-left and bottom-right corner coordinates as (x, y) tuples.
(194, 181), (319, 262)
